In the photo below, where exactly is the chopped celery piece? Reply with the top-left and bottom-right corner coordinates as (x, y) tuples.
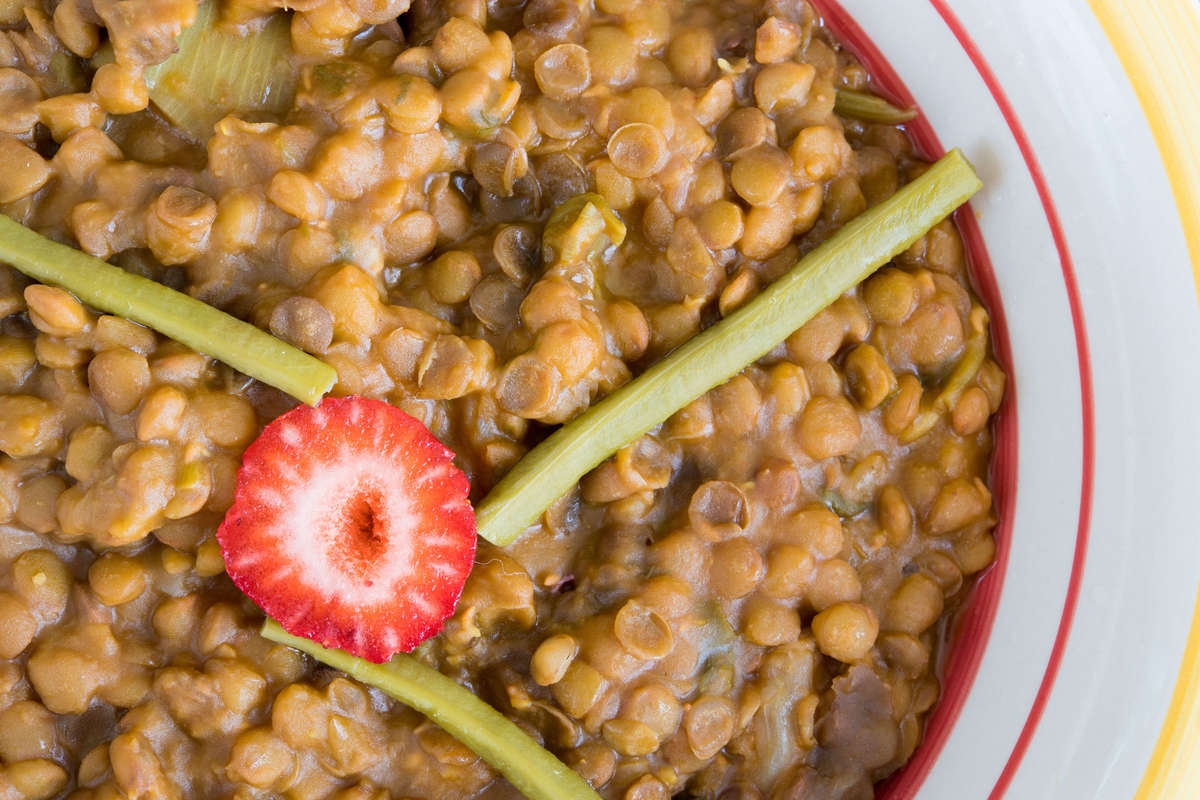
(0, 216), (336, 405)
(834, 88), (918, 124)
(821, 488), (869, 517)
(261, 620), (602, 800)
(476, 149), (981, 546)
(542, 193), (626, 266)
(144, 2), (296, 140)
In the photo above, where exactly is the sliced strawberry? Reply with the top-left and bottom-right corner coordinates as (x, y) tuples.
(217, 396), (476, 663)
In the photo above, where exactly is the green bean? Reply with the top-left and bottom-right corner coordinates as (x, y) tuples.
(0, 216), (336, 405)
(476, 149), (981, 546)
(834, 88), (918, 124)
(261, 620), (602, 800)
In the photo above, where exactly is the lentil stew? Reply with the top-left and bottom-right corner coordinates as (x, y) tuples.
(0, 0), (1006, 798)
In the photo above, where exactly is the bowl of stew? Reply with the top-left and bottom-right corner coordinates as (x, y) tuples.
(0, 0), (1198, 798)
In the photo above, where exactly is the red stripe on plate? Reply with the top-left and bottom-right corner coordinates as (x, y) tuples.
(813, 1), (1094, 797)
(920, 3), (1096, 796)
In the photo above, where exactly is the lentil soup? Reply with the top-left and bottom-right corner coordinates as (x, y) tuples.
(0, 0), (1005, 798)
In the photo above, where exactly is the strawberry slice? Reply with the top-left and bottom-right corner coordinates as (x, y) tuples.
(217, 396), (476, 663)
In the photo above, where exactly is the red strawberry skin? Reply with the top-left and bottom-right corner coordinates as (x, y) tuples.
(217, 396), (476, 663)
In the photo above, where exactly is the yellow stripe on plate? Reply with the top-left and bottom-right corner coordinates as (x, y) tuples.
(1087, 1), (1200, 798)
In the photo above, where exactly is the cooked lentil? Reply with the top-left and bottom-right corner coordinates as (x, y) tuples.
(0, 0), (1005, 798)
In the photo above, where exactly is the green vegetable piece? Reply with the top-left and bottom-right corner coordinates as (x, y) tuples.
(476, 149), (982, 546)
(821, 488), (870, 518)
(542, 193), (627, 267)
(261, 620), (602, 800)
(143, 1), (296, 141)
(0, 216), (336, 405)
(900, 304), (990, 443)
(834, 88), (918, 124)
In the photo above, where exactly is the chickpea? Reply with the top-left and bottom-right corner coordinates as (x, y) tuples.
(812, 602), (879, 662)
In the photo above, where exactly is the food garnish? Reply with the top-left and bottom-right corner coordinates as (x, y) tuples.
(218, 396), (476, 663)
(262, 619), (604, 800)
(0, 215), (336, 405)
(474, 148), (982, 546)
(834, 87), (919, 123)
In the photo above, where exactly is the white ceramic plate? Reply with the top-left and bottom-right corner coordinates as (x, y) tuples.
(817, 1), (1200, 797)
